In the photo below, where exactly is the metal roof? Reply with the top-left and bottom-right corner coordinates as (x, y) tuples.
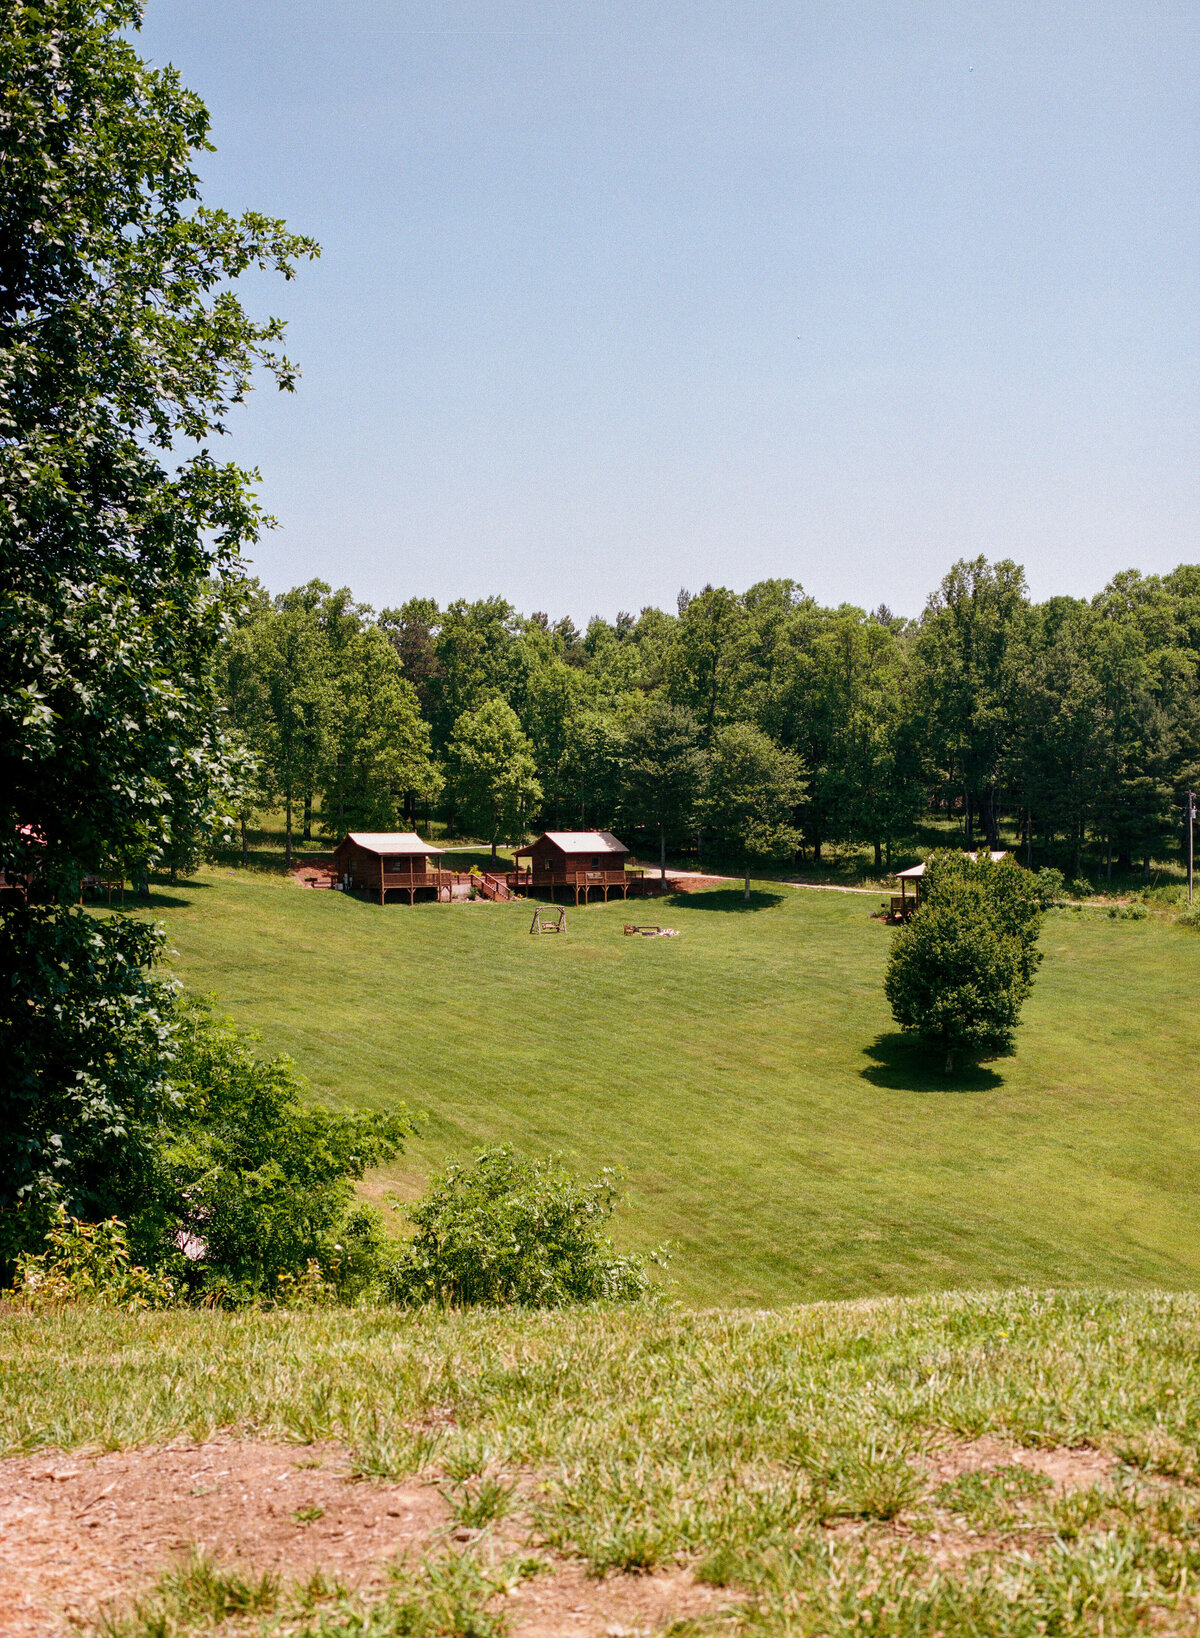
(339, 832), (444, 855)
(895, 850), (1006, 880)
(514, 830), (629, 855)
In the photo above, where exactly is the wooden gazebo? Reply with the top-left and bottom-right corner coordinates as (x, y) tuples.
(509, 831), (632, 904)
(891, 851), (1008, 922)
(333, 832), (453, 905)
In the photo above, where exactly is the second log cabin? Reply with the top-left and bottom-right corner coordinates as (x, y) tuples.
(510, 830), (634, 904)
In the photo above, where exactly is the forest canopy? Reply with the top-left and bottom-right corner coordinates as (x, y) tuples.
(223, 560), (1200, 881)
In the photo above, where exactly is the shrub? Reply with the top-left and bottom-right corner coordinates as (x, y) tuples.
(884, 851), (1043, 1072)
(383, 1146), (658, 1308)
(7, 1206), (176, 1310)
(1031, 867), (1066, 908)
(151, 1003), (414, 1300)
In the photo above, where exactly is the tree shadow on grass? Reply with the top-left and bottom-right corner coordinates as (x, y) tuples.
(861, 1033), (1004, 1093)
(668, 887), (786, 912)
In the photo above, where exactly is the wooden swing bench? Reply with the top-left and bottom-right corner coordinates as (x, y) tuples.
(530, 905), (566, 935)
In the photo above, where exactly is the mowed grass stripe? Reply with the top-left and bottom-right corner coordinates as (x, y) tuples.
(141, 870), (1200, 1305)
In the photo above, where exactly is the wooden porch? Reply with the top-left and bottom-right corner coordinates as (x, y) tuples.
(506, 866), (634, 905)
(375, 865), (457, 905)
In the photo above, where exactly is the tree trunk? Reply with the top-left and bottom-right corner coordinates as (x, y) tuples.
(302, 790), (312, 842)
(1025, 810), (1033, 868)
(660, 822), (667, 886)
(240, 815), (248, 867)
(285, 791), (293, 867)
(1106, 834), (1112, 883)
(964, 790), (973, 847)
(874, 838), (883, 872)
(136, 868), (149, 901)
(744, 871), (751, 902)
(813, 835), (822, 864)
(945, 1048), (955, 1075)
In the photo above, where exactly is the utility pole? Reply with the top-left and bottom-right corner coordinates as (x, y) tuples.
(1187, 789), (1196, 907)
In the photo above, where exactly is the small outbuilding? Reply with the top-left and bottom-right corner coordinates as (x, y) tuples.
(333, 832), (452, 905)
(511, 830), (633, 904)
(890, 850), (1008, 922)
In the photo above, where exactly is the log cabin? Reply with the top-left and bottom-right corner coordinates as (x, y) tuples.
(509, 830), (633, 904)
(333, 832), (454, 905)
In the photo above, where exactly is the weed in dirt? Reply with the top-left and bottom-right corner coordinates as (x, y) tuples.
(695, 1543), (747, 1588)
(295, 1503), (326, 1523)
(97, 1552), (279, 1635)
(444, 1474), (516, 1529)
(788, 1436), (922, 1522)
(352, 1423), (446, 1481)
(934, 1463), (1052, 1529)
(441, 1436), (492, 1483)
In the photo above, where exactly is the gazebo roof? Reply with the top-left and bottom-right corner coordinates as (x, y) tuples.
(896, 850), (1007, 881)
(340, 832), (444, 856)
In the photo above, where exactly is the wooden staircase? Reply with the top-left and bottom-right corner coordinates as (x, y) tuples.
(475, 872), (513, 902)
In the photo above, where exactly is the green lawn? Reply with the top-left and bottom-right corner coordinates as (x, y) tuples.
(135, 867), (1200, 1306)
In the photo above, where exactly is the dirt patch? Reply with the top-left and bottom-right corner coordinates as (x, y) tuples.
(0, 1439), (441, 1635)
(0, 1441), (730, 1637)
(504, 1560), (730, 1636)
(288, 857), (338, 889)
(923, 1436), (1115, 1492)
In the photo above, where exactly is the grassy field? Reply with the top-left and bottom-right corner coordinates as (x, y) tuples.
(128, 862), (1200, 1307)
(5, 1291), (1200, 1634)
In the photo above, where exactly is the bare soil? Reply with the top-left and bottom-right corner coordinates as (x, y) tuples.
(922, 1434), (1115, 1490)
(0, 1439), (728, 1637)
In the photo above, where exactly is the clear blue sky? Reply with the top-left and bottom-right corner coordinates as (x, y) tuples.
(138, 1), (1199, 620)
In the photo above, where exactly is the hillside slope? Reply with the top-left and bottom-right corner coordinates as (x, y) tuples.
(137, 867), (1200, 1305)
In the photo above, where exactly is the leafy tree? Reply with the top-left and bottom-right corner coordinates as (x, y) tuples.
(279, 581), (370, 837)
(884, 851), (1044, 1072)
(445, 698), (542, 859)
(0, 1), (317, 1264)
(321, 626), (440, 833)
(560, 708), (626, 829)
(430, 598), (519, 750)
(0, 912), (175, 1276)
(913, 558), (1030, 850)
(379, 597), (441, 721)
(701, 723), (806, 900)
(242, 600), (335, 864)
(618, 701), (704, 884)
(667, 584), (746, 740)
(383, 1147), (653, 1308)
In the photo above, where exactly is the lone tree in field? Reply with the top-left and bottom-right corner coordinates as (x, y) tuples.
(446, 697), (542, 859)
(884, 851), (1044, 1072)
(701, 723), (806, 901)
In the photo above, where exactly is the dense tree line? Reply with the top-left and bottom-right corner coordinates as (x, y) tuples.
(222, 559), (1200, 882)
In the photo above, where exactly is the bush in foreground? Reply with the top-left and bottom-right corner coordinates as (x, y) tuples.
(383, 1147), (658, 1308)
(885, 850), (1044, 1072)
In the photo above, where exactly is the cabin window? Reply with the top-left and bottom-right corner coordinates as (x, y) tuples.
(591, 857), (599, 867)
